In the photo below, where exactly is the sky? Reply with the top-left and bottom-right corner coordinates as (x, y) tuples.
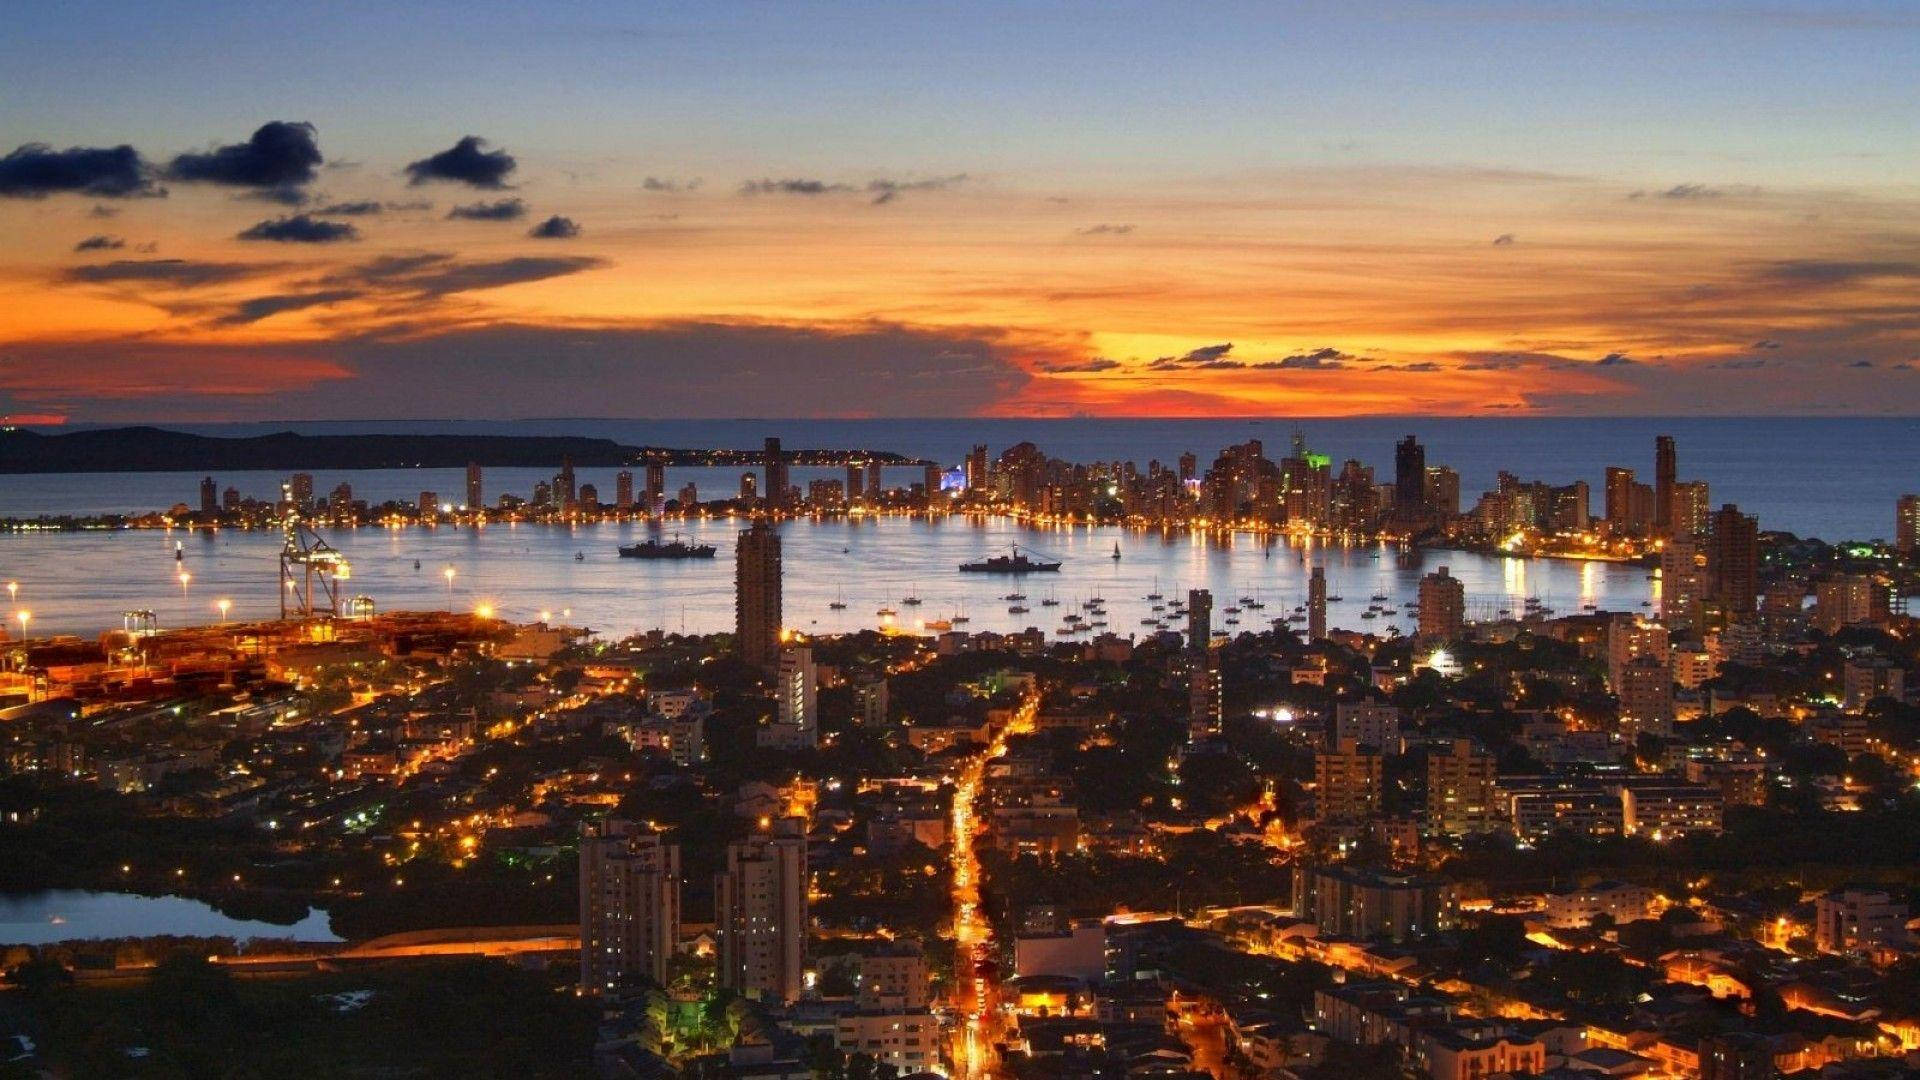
(2, 0), (1918, 422)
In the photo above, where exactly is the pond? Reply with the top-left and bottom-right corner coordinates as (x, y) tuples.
(0, 891), (338, 946)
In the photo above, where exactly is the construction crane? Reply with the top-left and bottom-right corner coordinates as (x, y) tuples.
(278, 482), (351, 619)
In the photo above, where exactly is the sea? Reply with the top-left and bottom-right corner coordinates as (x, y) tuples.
(0, 417), (1907, 640)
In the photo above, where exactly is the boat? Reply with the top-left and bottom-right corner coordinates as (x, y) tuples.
(1111, 543), (1122, 560)
(1224, 606), (1242, 615)
(1224, 617), (1240, 625)
(575, 551), (585, 561)
(829, 600), (848, 611)
(1361, 611), (1377, 619)
(902, 594), (923, 606)
(1088, 596), (1106, 605)
(1141, 618), (1160, 626)
(1369, 593), (1389, 602)
(1089, 620), (1107, 628)
(1040, 596), (1061, 607)
(1327, 595), (1344, 602)
(876, 606), (898, 617)
(1009, 604), (1029, 614)
(961, 546), (1061, 574)
(1004, 592), (1027, 601)
(619, 537), (718, 559)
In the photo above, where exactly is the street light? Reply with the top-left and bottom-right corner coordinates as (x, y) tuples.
(177, 569), (192, 598)
(5, 581), (16, 603)
(15, 610), (28, 639)
(217, 598), (231, 624)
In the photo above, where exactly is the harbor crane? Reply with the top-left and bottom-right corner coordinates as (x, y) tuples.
(278, 483), (350, 619)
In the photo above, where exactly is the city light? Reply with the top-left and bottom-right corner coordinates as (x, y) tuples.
(216, 598), (231, 623)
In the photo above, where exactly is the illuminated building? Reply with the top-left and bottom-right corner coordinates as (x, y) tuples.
(557, 457), (577, 510)
(1900, 494), (1920, 554)
(845, 462), (864, 502)
(1188, 645), (1222, 739)
(1313, 738), (1383, 823)
(1423, 465), (1460, 518)
(580, 818), (681, 992)
(966, 443), (989, 493)
(465, 462), (483, 508)
(1606, 615), (1670, 688)
(1616, 655), (1675, 737)
(759, 646), (818, 749)
(1660, 538), (1707, 629)
(1416, 567), (1464, 643)
(198, 476), (217, 514)
(715, 816), (808, 1002)
(1813, 573), (1886, 634)
(735, 518), (782, 669)
(1813, 887), (1908, 955)
(739, 471), (757, 501)
(1332, 701), (1399, 752)
(417, 490), (437, 516)
(1842, 658), (1904, 711)
(615, 470), (634, 510)
(288, 472), (314, 509)
(1425, 739), (1500, 836)
(1293, 865), (1457, 943)
(1672, 479), (1710, 538)
(865, 458), (882, 497)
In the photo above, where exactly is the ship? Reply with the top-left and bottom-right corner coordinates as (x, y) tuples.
(619, 536), (717, 559)
(959, 546), (1061, 573)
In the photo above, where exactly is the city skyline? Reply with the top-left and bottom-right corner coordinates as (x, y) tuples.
(5, 1), (1920, 422)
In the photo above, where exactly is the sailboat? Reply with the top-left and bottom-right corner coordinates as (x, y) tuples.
(1111, 543), (1122, 561)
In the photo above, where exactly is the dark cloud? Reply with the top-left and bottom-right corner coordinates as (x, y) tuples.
(1037, 358), (1123, 374)
(0, 320), (1033, 420)
(1491, 233), (1516, 246)
(1751, 339), (1782, 349)
(1594, 352), (1636, 365)
(528, 215), (580, 239)
(1076, 223), (1135, 236)
(642, 176), (699, 192)
(240, 185), (311, 206)
(1373, 361), (1442, 372)
(315, 253), (604, 297)
(0, 142), (159, 198)
(236, 214), (358, 243)
(1849, 360), (1875, 368)
(212, 289), (362, 326)
(166, 121), (323, 190)
(1660, 183), (1720, 199)
(405, 136), (517, 189)
(739, 178), (855, 196)
(312, 200), (386, 217)
(1252, 347), (1352, 371)
(73, 235), (125, 252)
(866, 174), (969, 204)
(1762, 260), (1920, 286)
(88, 203), (121, 218)
(447, 197), (528, 221)
(62, 259), (276, 289)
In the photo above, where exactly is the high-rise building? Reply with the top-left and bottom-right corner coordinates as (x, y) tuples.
(1607, 615), (1671, 689)
(1292, 865), (1457, 943)
(1426, 739), (1500, 836)
(735, 519), (782, 668)
(645, 463), (666, 502)
(1604, 467), (1645, 533)
(1813, 573), (1886, 634)
(558, 457), (577, 510)
(1314, 738), (1383, 822)
(716, 817), (808, 1002)
(966, 444), (989, 493)
(465, 462), (483, 509)
(1898, 494), (1920, 555)
(1417, 566), (1465, 643)
(1423, 466), (1460, 518)
(846, 463), (864, 502)
(1332, 702), (1399, 751)
(580, 819), (681, 993)
(922, 463), (942, 508)
(1708, 504), (1759, 618)
(1661, 538), (1707, 629)
(1307, 566), (1327, 641)
(578, 483), (599, 508)
(198, 476), (218, 514)
(764, 437), (789, 510)
(221, 486), (240, 511)
(1188, 645), (1222, 739)
(1187, 588), (1213, 650)
(615, 470), (634, 510)
(1393, 435), (1425, 515)
(866, 459), (883, 498)
(288, 472), (314, 509)
(418, 490), (438, 515)
(1671, 480), (1710, 538)
(739, 472), (758, 501)
(1654, 435), (1676, 534)
(759, 646), (818, 749)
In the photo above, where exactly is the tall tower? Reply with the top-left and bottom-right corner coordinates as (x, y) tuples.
(198, 476), (218, 514)
(716, 817), (808, 1002)
(1188, 644), (1222, 739)
(1708, 504), (1759, 618)
(1307, 566), (1327, 641)
(1654, 435), (1676, 534)
(1187, 588), (1213, 650)
(615, 470), (635, 510)
(846, 462), (865, 502)
(735, 519), (782, 668)
(558, 457), (577, 510)
(1393, 436), (1425, 515)
(1417, 566), (1465, 643)
(580, 819), (681, 993)
(1898, 494), (1920, 555)
(763, 437), (789, 510)
(465, 462), (483, 509)
(645, 463), (666, 502)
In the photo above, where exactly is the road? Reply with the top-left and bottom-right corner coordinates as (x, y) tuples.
(946, 691), (1037, 1078)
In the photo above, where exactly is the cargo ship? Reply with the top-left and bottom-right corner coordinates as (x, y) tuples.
(618, 537), (717, 559)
